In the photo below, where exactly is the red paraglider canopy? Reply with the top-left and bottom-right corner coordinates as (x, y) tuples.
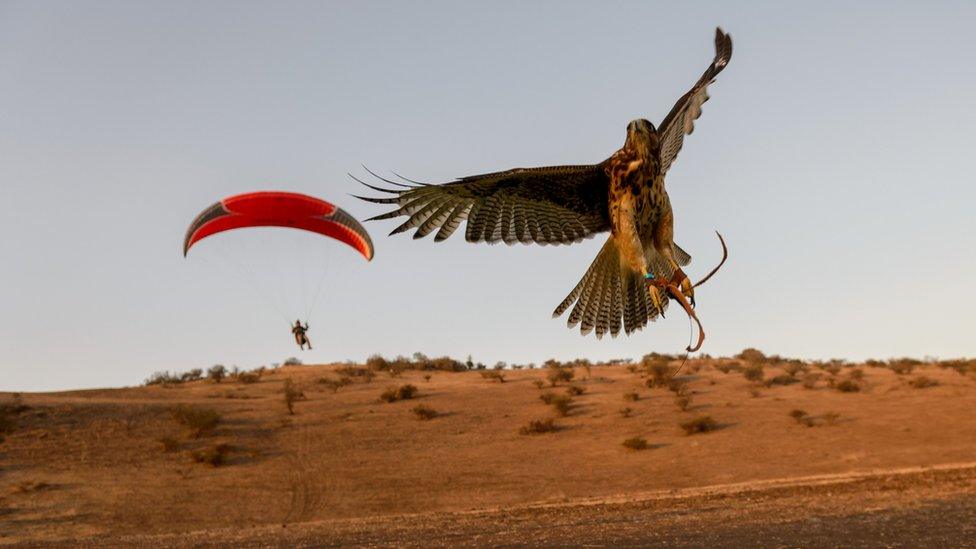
(183, 191), (374, 261)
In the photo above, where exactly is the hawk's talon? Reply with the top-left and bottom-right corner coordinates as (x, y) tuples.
(645, 279), (665, 319)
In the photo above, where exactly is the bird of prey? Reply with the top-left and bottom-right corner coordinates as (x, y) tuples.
(356, 28), (732, 351)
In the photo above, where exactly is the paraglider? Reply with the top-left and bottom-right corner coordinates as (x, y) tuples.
(183, 191), (373, 349)
(183, 191), (373, 260)
(292, 319), (311, 350)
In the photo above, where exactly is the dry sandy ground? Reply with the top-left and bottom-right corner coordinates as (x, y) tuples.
(2, 359), (975, 546)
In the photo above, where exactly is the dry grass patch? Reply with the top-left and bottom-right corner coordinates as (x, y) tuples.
(283, 379), (305, 414)
(622, 436), (649, 451)
(411, 404), (438, 420)
(191, 443), (232, 467)
(909, 376), (939, 389)
(622, 390), (640, 402)
(742, 364), (764, 383)
(317, 376), (353, 393)
(171, 405), (220, 437)
(380, 384), (419, 403)
(519, 418), (558, 435)
(480, 370), (506, 383)
(675, 395), (692, 411)
(834, 379), (861, 393)
(158, 436), (180, 453)
(566, 385), (586, 396)
(681, 415), (719, 435)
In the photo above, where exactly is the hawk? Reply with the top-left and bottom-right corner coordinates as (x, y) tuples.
(357, 28), (732, 351)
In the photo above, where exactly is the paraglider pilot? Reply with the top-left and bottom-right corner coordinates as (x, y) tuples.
(292, 320), (312, 350)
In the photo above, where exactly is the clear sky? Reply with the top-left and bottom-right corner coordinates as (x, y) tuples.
(2, 1), (974, 391)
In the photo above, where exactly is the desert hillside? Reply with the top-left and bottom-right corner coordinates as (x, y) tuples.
(3, 353), (976, 546)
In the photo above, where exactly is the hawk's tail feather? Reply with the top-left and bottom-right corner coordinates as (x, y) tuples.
(554, 238), (665, 338)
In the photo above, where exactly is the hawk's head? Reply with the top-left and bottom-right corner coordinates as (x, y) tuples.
(625, 119), (658, 156)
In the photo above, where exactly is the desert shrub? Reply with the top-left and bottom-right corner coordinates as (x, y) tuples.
(0, 396), (29, 435)
(626, 364), (639, 374)
(763, 374), (796, 387)
(622, 391), (640, 402)
(849, 368), (865, 380)
(519, 418), (558, 435)
(283, 379), (304, 414)
(817, 361), (843, 376)
(283, 357), (302, 366)
(411, 404), (438, 420)
(888, 358), (920, 375)
(539, 393), (557, 404)
(938, 359), (976, 376)
(834, 379), (861, 393)
(619, 407), (633, 418)
(336, 365), (375, 381)
(367, 354), (390, 371)
(317, 376), (353, 393)
(909, 376), (938, 389)
(566, 385), (585, 396)
(145, 371), (180, 385)
(801, 373), (821, 390)
(172, 405), (220, 437)
(681, 415), (719, 435)
(192, 443), (232, 466)
(713, 361), (742, 374)
(642, 354), (673, 387)
(749, 388), (763, 398)
(781, 362), (808, 377)
(548, 395), (573, 417)
(675, 395), (692, 411)
(546, 364), (574, 387)
(481, 370), (506, 383)
(742, 364), (765, 383)
(532, 380), (545, 390)
(789, 409), (808, 423)
(237, 372), (260, 384)
(180, 369), (203, 382)
(379, 384), (418, 403)
(423, 374), (432, 382)
(736, 348), (767, 364)
(208, 365), (227, 383)
(667, 380), (689, 395)
(622, 436), (649, 450)
(158, 436), (180, 452)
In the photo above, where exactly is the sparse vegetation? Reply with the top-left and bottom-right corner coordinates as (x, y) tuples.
(681, 415), (719, 435)
(171, 405), (220, 437)
(667, 379), (689, 396)
(801, 373), (821, 390)
(480, 370), (506, 383)
(283, 357), (302, 366)
(158, 436), (180, 452)
(519, 418), (558, 435)
(317, 376), (353, 393)
(622, 436), (649, 450)
(736, 348), (767, 364)
(849, 368), (865, 380)
(542, 394), (573, 417)
(642, 353), (674, 387)
(237, 372), (260, 384)
(823, 411), (841, 426)
(546, 363), (574, 386)
(675, 395), (692, 411)
(191, 443), (232, 467)
(789, 409), (808, 423)
(834, 379), (861, 393)
(566, 385), (585, 396)
(763, 374), (796, 387)
(532, 380), (545, 390)
(619, 407), (633, 418)
(283, 379), (304, 414)
(208, 365), (227, 383)
(379, 384), (419, 403)
(742, 364), (764, 383)
(622, 391), (640, 402)
(411, 404), (438, 420)
(909, 376), (938, 389)
(713, 361), (742, 374)
(423, 374), (432, 382)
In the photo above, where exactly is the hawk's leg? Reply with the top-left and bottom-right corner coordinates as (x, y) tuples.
(643, 273), (666, 318)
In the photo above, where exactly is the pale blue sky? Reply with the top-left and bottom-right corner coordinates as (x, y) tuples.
(2, 1), (974, 391)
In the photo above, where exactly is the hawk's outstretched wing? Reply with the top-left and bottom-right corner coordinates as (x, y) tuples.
(354, 164), (611, 245)
(657, 27), (733, 175)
